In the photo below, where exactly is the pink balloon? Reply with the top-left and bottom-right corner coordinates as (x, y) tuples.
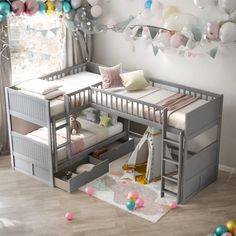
(170, 33), (185, 48)
(11, 0), (25, 16)
(169, 200), (177, 209)
(127, 191), (139, 200)
(25, 0), (39, 16)
(135, 198), (144, 208)
(221, 233), (232, 236)
(206, 22), (220, 40)
(157, 31), (171, 47)
(85, 187), (94, 196)
(65, 212), (73, 221)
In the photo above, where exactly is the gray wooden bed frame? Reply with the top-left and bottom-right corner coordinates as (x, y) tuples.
(5, 62), (223, 204)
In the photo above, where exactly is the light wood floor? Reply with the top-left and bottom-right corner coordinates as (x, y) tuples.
(0, 156), (235, 236)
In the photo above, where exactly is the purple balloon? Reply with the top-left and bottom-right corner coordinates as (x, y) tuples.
(25, 0), (39, 16)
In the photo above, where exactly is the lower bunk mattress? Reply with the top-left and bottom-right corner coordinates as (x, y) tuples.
(26, 119), (123, 162)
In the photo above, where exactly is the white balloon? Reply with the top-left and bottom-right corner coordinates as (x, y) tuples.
(91, 5), (102, 18)
(219, 22), (236, 43)
(219, 0), (236, 14)
(150, 1), (163, 15)
(71, 0), (82, 10)
(87, 0), (99, 6)
(194, 0), (218, 8)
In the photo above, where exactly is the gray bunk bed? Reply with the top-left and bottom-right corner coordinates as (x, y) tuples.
(5, 62), (223, 204)
(5, 62), (134, 192)
(86, 63), (223, 204)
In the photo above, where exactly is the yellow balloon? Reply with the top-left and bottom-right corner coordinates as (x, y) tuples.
(46, 1), (55, 15)
(162, 6), (178, 19)
(226, 220), (236, 234)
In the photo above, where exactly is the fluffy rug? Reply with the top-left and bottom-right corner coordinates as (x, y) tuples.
(80, 155), (177, 223)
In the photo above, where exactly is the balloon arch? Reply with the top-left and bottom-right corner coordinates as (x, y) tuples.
(0, 0), (236, 58)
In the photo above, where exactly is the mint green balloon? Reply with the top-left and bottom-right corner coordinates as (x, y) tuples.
(62, 1), (72, 13)
(0, 2), (11, 17)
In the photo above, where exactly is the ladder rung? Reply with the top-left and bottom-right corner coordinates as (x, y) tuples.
(162, 188), (177, 197)
(163, 157), (179, 165)
(162, 175), (178, 183)
(163, 138), (179, 146)
(57, 141), (71, 149)
(56, 123), (68, 130)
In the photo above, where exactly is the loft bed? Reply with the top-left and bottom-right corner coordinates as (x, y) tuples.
(5, 62), (223, 203)
(86, 63), (223, 204)
(5, 62), (133, 192)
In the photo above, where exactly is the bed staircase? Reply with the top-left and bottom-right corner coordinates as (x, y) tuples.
(160, 128), (184, 203)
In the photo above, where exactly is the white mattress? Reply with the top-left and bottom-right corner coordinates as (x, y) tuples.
(91, 88), (208, 130)
(26, 119), (123, 162)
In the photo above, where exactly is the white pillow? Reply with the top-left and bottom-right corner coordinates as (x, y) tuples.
(17, 79), (62, 95)
(20, 89), (64, 100)
(120, 70), (149, 91)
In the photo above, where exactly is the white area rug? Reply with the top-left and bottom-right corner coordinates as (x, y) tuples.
(80, 155), (177, 223)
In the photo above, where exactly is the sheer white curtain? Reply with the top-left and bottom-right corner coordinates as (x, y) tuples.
(65, 29), (92, 67)
(0, 20), (12, 155)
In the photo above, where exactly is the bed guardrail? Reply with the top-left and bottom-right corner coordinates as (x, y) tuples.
(90, 85), (166, 129)
(149, 78), (219, 101)
(39, 63), (87, 81)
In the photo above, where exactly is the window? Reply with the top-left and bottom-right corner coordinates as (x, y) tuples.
(9, 14), (66, 84)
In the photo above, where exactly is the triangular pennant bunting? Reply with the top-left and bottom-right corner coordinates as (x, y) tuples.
(152, 44), (159, 56)
(208, 47), (218, 59)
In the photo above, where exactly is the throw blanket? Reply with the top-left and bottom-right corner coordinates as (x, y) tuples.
(144, 93), (199, 122)
(29, 127), (85, 155)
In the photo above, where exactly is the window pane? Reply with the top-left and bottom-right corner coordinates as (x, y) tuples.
(8, 14), (66, 84)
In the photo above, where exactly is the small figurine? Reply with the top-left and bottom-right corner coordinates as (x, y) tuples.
(70, 113), (81, 135)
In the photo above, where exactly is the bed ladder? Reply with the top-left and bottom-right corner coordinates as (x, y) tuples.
(52, 115), (72, 173)
(160, 125), (184, 203)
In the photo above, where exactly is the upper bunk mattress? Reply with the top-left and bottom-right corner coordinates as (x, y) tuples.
(91, 86), (208, 130)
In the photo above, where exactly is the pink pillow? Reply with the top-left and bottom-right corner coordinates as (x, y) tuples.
(99, 64), (122, 89)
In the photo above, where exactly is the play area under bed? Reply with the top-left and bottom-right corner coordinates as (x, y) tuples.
(5, 62), (223, 203)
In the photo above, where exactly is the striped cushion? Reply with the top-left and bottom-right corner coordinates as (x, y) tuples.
(99, 64), (122, 89)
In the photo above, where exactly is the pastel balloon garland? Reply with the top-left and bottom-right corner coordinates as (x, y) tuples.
(124, 0), (236, 59)
(0, 0), (74, 23)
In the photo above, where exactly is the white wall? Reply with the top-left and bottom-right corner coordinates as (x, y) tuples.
(93, 0), (236, 168)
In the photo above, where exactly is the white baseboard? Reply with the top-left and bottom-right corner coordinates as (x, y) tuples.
(219, 164), (236, 174)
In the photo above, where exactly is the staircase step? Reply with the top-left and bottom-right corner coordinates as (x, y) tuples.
(56, 123), (69, 130)
(163, 138), (179, 146)
(163, 157), (179, 165)
(57, 141), (71, 149)
(162, 175), (178, 183)
(162, 188), (177, 197)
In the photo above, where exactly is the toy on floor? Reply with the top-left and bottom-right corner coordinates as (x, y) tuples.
(65, 212), (73, 221)
(212, 220), (236, 236)
(225, 220), (236, 234)
(126, 199), (136, 211)
(85, 186), (94, 196)
(70, 113), (81, 135)
(127, 191), (139, 201)
(169, 200), (177, 209)
(135, 198), (144, 208)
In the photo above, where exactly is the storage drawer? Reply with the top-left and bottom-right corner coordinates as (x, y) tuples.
(99, 138), (134, 163)
(54, 156), (109, 192)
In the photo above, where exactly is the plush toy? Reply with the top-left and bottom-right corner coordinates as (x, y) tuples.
(70, 113), (81, 135)
(81, 107), (99, 123)
(99, 114), (110, 127)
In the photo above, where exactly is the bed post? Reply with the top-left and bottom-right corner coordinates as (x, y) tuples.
(5, 88), (14, 168)
(119, 118), (130, 142)
(46, 101), (55, 187)
(215, 95), (224, 179)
